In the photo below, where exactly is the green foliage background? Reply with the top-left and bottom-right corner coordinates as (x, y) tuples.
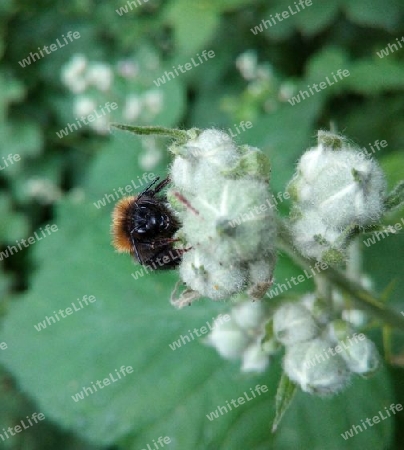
(0, 0), (403, 449)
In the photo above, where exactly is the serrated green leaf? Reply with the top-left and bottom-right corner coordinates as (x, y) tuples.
(272, 372), (297, 432)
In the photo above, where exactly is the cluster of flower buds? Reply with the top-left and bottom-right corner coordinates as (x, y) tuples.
(287, 131), (386, 265)
(205, 300), (275, 372)
(61, 54), (163, 136)
(273, 295), (379, 395)
(167, 128), (277, 307)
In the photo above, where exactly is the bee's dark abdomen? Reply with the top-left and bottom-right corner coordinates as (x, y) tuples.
(144, 246), (182, 270)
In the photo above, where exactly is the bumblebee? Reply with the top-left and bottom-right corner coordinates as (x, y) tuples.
(112, 177), (182, 269)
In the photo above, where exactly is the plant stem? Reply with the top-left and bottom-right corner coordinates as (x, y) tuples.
(347, 238), (362, 280)
(314, 274), (333, 301)
(384, 180), (404, 212)
(276, 218), (404, 330)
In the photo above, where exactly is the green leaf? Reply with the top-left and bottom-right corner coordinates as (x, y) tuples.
(272, 372), (297, 432)
(0, 120), (43, 160)
(0, 70), (25, 119)
(110, 123), (189, 140)
(0, 193), (30, 242)
(0, 135), (279, 448)
(364, 212), (404, 313)
(305, 47), (350, 91)
(163, 0), (220, 56)
(259, 4), (298, 40)
(346, 58), (404, 94)
(163, 0), (254, 55)
(273, 368), (394, 450)
(261, 0), (340, 40)
(0, 266), (14, 306)
(214, 0), (255, 9)
(0, 131), (396, 449)
(342, 0), (401, 29)
(295, 2), (340, 36)
(381, 152), (404, 189)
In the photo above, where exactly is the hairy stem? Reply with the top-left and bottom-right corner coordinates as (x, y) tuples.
(276, 218), (404, 330)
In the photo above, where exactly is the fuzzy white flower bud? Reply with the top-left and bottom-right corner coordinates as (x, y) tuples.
(289, 210), (344, 263)
(300, 293), (331, 325)
(288, 132), (387, 265)
(61, 54), (88, 93)
(117, 60), (139, 78)
(179, 249), (247, 300)
(168, 128), (276, 303)
(123, 95), (142, 122)
(326, 319), (353, 342)
(73, 96), (97, 117)
(86, 63), (113, 91)
(296, 143), (329, 184)
(241, 342), (270, 373)
(340, 336), (379, 376)
(341, 309), (368, 328)
(186, 129), (240, 176)
(326, 320), (379, 376)
(184, 179), (274, 259)
(307, 151), (385, 229)
(273, 302), (319, 346)
(231, 300), (267, 330)
(205, 301), (272, 372)
(142, 90), (163, 115)
(89, 115), (109, 134)
(169, 156), (196, 195)
(205, 320), (251, 359)
(236, 50), (258, 80)
(283, 338), (351, 395)
(290, 133), (386, 230)
(246, 259), (275, 300)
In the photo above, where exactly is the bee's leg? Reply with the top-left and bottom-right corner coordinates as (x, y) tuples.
(152, 177), (171, 195)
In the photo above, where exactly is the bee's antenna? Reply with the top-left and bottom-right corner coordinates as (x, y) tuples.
(137, 177), (161, 202)
(137, 177), (171, 202)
